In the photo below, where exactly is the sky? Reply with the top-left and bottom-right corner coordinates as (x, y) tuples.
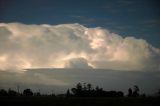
(0, 0), (160, 94)
(0, 0), (160, 47)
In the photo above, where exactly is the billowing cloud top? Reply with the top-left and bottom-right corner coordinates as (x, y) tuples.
(0, 23), (160, 71)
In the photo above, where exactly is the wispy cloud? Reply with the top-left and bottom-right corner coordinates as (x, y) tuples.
(116, 0), (134, 5)
(103, 0), (135, 13)
(70, 15), (95, 23)
(142, 19), (160, 28)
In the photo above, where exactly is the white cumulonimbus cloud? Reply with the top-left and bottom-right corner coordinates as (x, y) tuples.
(0, 22), (160, 71)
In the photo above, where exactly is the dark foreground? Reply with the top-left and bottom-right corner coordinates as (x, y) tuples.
(0, 96), (159, 106)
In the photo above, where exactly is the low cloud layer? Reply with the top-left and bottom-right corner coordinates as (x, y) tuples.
(0, 69), (160, 94)
(0, 23), (160, 71)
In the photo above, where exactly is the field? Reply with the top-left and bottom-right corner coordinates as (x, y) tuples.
(0, 96), (159, 106)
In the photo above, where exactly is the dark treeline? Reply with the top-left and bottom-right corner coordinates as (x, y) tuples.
(0, 83), (160, 97)
(0, 88), (40, 96)
(67, 83), (124, 97)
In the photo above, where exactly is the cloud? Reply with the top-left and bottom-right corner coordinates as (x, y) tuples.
(70, 15), (95, 23)
(0, 70), (69, 94)
(0, 69), (160, 94)
(117, 0), (134, 5)
(142, 19), (160, 28)
(0, 22), (159, 71)
(65, 58), (93, 69)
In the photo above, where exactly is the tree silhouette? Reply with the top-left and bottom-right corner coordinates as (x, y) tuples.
(66, 89), (71, 97)
(69, 83), (124, 97)
(132, 85), (139, 97)
(83, 83), (87, 91)
(128, 88), (132, 97)
(76, 83), (83, 91)
(156, 89), (160, 97)
(8, 88), (17, 96)
(71, 83), (83, 96)
(0, 89), (8, 96)
(127, 85), (140, 97)
(87, 83), (92, 91)
(23, 89), (33, 96)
